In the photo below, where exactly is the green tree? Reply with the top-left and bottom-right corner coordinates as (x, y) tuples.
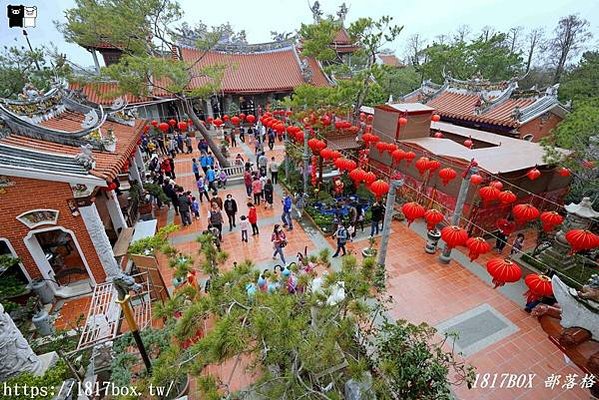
(300, 15), (403, 118)
(57, 0), (232, 165)
(378, 65), (421, 99)
(558, 51), (599, 103)
(0, 45), (71, 99)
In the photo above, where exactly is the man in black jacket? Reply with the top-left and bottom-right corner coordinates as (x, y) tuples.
(223, 194), (238, 231)
(178, 192), (192, 226)
(370, 201), (385, 237)
(162, 179), (179, 215)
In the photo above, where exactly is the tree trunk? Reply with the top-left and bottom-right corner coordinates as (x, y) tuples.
(182, 98), (230, 167)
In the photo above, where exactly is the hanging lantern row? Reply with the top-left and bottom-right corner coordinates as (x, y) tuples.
(487, 258), (522, 288)
(540, 211), (564, 232)
(565, 229), (599, 254)
(401, 202), (426, 227)
(370, 179), (390, 198)
(524, 274), (553, 303)
(440, 225), (469, 249)
(334, 157), (357, 172)
(414, 157), (441, 175)
(466, 237), (491, 262)
(359, 112), (374, 124)
(424, 209), (444, 230)
(498, 190), (517, 205)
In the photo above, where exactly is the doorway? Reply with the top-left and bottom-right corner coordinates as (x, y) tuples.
(24, 227), (94, 297)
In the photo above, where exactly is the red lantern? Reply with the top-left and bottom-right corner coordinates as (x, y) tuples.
(376, 142), (388, 154)
(362, 133), (380, 146)
(143, 125), (150, 133)
(402, 202), (425, 226)
(526, 167), (541, 181)
(512, 203), (540, 223)
(466, 237), (491, 261)
(540, 211), (564, 232)
(231, 116), (241, 126)
(424, 209), (444, 230)
(489, 180), (503, 190)
(168, 119), (177, 127)
(438, 167), (457, 185)
(363, 171), (377, 185)
(223, 114), (230, 122)
(370, 179), (390, 198)
(359, 112), (366, 121)
(431, 114), (441, 122)
(320, 148), (333, 160)
(330, 150), (342, 160)
(246, 114), (256, 124)
(441, 225), (469, 249)
(434, 131), (444, 138)
(470, 174), (484, 185)
(464, 139), (473, 148)
(177, 121), (188, 132)
(391, 149), (405, 163)
(524, 274), (553, 303)
(107, 181), (117, 191)
(344, 159), (357, 171)
(150, 120), (158, 127)
(496, 218), (516, 235)
(427, 159), (441, 172)
(498, 190), (517, 205)
(213, 118), (223, 127)
(558, 167), (571, 177)
(479, 185), (500, 203)
(565, 229), (599, 254)
(366, 115), (374, 124)
(158, 122), (169, 133)
(415, 157), (430, 175)
(349, 168), (367, 183)
(486, 258), (522, 288)
(582, 160), (595, 169)
(207, 116), (214, 124)
(321, 115), (331, 126)
(404, 151), (416, 164)
(398, 117), (408, 127)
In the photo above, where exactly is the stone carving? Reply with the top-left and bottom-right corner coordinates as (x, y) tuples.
(337, 3), (349, 22)
(579, 275), (599, 303)
(112, 272), (142, 299)
(110, 96), (125, 111)
(545, 83), (559, 97)
(310, 1), (323, 21)
(75, 144), (96, 170)
(0, 303), (42, 380)
(81, 110), (99, 129)
(551, 275), (599, 339)
(300, 59), (314, 83)
(511, 106), (522, 120)
(79, 204), (120, 277)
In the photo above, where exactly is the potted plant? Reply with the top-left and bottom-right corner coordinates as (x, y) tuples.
(362, 236), (378, 258)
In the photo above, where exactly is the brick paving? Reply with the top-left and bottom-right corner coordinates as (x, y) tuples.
(149, 137), (591, 400)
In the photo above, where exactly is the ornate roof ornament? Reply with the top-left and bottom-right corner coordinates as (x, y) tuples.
(310, 1), (323, 22)
(337, 3), (348, 22)
(511, 106), (522, 120)
(545, 83), (559, 97)
(81, 109), (100, 129)
(110, 96), (125, 110)
(75, 144), (96, 170)
(565, 197), (599, 219)
(300, 59), (314, 83)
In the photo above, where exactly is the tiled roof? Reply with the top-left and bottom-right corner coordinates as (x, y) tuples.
(333, 28), (352, 44)
(69, 82), (150, 105)
(0, 117), (144, 182)
(378, 54), (403, 67)
(181, 47), (330, 93)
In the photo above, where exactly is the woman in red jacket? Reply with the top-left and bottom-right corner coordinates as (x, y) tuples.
(247, 202), (259, 236)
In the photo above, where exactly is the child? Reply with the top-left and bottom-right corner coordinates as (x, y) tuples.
(218, 169), (228, 189)
(191, 196), (200, 220)
(239, 215), (250, 243)
(510, 233), (525, 256)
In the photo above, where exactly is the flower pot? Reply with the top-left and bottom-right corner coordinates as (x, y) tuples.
(362, 248), (377, 258)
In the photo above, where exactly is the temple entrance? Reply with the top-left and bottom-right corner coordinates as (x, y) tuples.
(24, 227), (94, 297)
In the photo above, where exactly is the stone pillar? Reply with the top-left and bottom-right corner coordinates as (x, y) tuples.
(205, 99), (214, 119)
(377, 177), (404, 269)
(224, 95), (233, 114)
(106, 190), (127, 232)
(135, 148), (146, 177)
(129, 157), (143, 185)
(79, 203), (120, 278)
(0, 303), (42, 380)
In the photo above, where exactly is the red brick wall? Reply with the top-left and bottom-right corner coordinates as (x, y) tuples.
(0, 176), (106, 283)
(518, 113), (562, 142)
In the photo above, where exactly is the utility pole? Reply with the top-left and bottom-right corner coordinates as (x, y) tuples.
(284, 113), (290, 181)
(22, 30), (40, 71)
(303, 128), (310, 195)
(377, 175), (404, 271)
(439, 159), (478, 264)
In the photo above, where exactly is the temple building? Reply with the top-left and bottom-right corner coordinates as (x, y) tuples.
(0, 82), (146, 298)
(400, 73), (569, 142)
(368, 103), (571, 235)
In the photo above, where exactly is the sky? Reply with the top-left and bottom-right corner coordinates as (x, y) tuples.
(1, 0), (598, 68)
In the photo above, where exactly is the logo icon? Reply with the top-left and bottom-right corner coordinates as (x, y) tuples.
(7, 5), (37, 28)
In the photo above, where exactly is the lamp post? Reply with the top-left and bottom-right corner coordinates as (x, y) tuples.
(303, 128), (310, 196)
(113, 274), (152, 373)
(439, 159), (478, 264)
(376, 175), (404, 272)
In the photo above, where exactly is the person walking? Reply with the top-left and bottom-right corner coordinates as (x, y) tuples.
(207, 202), (224, 240)
(239, 127), (245, 143)
(248, 202), (259, 236)
(269, 157), (279, 184)
(243, 170), (253, 197)
(370, 201), (384, 237)
(258, 152), (268, 177)
(206, 166), (218, 195)
(178, 192), (192, 226)
(192, 158), (201, 182)
(267, 129), (275, 150)
(332, 223), (349, 257)
(282, 194), (293, 230)
(230, 128), (237, 147)
(196, 175), (209, 203)
(168, 156), (176, 179)
(176, 132), (184, 153)
(210, 193), (223, 210)
(157, 135), (167, 155)
(252, 176), (263, 205)
(239, 215), (250, 243)
(224, 194), (238, 231)
(495, 218), (515, 253)
(200, 153), (209, 174)
(263, 179), (274, 209)
(191, 196), (200, 220)
(510, 233), (525, 256)
(271, 224), (287, 265)
(161, 157), (173, 179)
(185, 135), (193, 154)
